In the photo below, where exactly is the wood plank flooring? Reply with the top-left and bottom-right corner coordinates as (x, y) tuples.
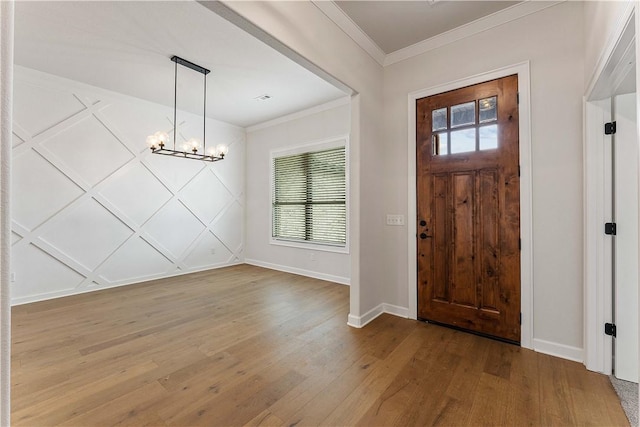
(11, 264), (629, 426)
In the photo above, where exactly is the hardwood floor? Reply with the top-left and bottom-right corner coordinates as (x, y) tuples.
(11, 264), (628, 426)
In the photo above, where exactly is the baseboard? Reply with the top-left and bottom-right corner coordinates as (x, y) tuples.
(347, 303), (410, 328)
(382, 303), (409, 318)
(244, 259), (350, 285)
(11, 261), (244, 306)
(533, 338), (584, 363)
(347, 304), (384, 327)
(347, 313), (367, 328)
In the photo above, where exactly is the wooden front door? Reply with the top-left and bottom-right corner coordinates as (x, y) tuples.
(416, 75), (521, 343)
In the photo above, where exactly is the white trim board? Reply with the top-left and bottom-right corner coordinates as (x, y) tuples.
(347, 303), (409, 328)
(583, 99), (614, 375)
(406, 61), (534, 350)
(533, 339), (584, 363)
(11, 261), (244, 306)
(244, 259), (350, 286)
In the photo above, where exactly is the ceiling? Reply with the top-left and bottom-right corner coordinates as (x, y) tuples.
(335, 1), (520, 54)
(13, 0), (540, 127)
(14, 1), (348, 128)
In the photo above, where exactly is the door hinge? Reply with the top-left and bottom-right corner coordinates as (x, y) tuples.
(605, 121), (616, 135)
(605, 323), (616, 337)
(605, 222), (617, 235)
(518, 238), (521, 250)
(517, 92), (519, 104)
(519, 312), (522, 325)
(518, 165), (521, 177)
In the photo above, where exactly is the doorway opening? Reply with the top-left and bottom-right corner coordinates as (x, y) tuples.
(583, 7), (638, 385)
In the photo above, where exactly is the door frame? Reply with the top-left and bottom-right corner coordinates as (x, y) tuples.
(583, 3), (636, 375)
(407, 61), (533, 350)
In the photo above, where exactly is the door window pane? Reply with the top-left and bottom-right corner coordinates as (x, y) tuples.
(432, 108), (447, 131)
(451, 101), (475, 128)
(450, 128), (476, 154)
(432, 132), (449, 155)
(479, 125), (498, 150)
(479, 96), (497, 123)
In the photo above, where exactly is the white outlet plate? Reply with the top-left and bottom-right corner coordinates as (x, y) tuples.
(386, 214), (405, 226)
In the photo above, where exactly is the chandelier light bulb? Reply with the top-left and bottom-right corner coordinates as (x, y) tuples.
(154, 131), (170, 146)
(146, 134), (159, 149)
(187, 138), (201, 152)
(216, 144), (229, 157)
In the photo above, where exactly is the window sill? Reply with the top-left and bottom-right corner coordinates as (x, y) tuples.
(270, 238), (349, 254)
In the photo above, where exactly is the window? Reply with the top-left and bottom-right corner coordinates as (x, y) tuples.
(431, 96), (498, 156)
(272, 145), (346, 248)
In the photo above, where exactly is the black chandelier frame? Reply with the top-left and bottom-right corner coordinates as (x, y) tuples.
(150, 56), (225, 162)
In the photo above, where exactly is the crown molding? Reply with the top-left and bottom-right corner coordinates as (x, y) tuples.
(311, 0), (386, 66)
(311, 1), (564, 69)
(246, 96), (350, 133)
(384, 1), (564, 66)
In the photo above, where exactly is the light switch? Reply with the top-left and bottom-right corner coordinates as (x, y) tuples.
(386, 214), (405, 226)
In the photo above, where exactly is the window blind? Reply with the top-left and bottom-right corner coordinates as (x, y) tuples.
(272, 147), (346, 246)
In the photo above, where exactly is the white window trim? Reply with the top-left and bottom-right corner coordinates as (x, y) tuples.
(269, 135), (350, 254)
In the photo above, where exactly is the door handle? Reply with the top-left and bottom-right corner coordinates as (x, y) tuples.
(419, 233), (432, 239)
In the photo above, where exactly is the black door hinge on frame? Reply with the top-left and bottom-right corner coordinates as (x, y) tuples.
(605, 121), (617, 135)
(605, 222), (617, 235)
(605, 323), (617, 337)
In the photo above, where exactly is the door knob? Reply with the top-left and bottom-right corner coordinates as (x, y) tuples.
(420, 233), (432, 239)
(419, 220), (427, 226)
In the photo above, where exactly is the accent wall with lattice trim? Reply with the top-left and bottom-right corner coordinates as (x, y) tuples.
(11, 66), (245, 304)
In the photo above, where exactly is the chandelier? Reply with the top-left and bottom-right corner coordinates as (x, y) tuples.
(146, 56), (228, 162)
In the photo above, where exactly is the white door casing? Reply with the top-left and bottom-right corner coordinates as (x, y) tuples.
(614, 92), (639, 383)
(407, 61), (533, 350)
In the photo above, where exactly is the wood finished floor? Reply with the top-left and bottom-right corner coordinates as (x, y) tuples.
(11, 264), (629, 426)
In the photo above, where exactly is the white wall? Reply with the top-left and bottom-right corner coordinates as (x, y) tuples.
(11, 66), (245, 305)
(383, 2), (585, 354)
(217, 1), (592, 350)
(245, 101), (350, 284)
(212, 1), (385, 321)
